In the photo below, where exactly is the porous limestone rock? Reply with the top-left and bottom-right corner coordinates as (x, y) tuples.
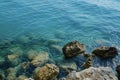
(34, 64), (59, 80)
(62, 41), (85, 58)
(66, 67), (118, 80)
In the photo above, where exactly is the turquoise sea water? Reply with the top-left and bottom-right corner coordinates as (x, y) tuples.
(0, 0), (120, 79)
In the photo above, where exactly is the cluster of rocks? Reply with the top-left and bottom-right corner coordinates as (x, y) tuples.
(0, 38), (120, 80)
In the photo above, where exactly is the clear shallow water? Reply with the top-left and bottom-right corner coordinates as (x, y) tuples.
(0, 0), (120, 78)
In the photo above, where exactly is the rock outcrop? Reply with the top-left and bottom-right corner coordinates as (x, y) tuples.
(66, 67), (118, 80)
(62, 41), (85, 58)
(92, 46), (118, 59)
(34, 64), (59, 80)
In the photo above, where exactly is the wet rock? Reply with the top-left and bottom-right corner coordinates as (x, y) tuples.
(16, 75), (28, 80)
(31, 52), (49, 67)
(21, 62), (30, 70)
(6, 68), (17, 80)
(62, 41), (85, 58)
(27, 50), (37, 60)
(66, 67), (118, 80)
(6, 54), (20, 67)
(57, 60), (77, 78)
(34, 64), (59, 80)
(92, 46), (118, 59)
(82, 54), (94, 69)
(116, 65), (120, 79)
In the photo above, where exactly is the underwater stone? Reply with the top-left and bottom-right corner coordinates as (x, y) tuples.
(27, 50), (38, 60)
(62, 41), (85, 58)
(82, 54), (94, 69)
(92, 46), (118, 59)
(57, 61), (77, 78)
(34, 64), (59, 80)
(66, 67), (118, 80)
(31, 52), (49, 67)
(6, 68), (17, 80)
(16, 75), (28, 80)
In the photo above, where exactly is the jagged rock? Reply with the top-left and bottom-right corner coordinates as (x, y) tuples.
(66, 67), (118, 80)
(92, 46), (118, 59)
(31, 52), (49, 67)
(7, 54), (19, 61)
(6, 68), (17, 80)
(62, 41), (85, 58)
(34, 64), (59, 80)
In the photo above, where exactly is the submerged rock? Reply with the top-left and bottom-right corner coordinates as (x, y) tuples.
(62, 41), (85, 58)
(27, 50), (37, 60)
(82, 54), (94, 69)
(16, 75), (28, 80)
(31, 52), (49, 67)
(66, 67), (118, 80)
(34, 64), (59, 80)
(58, 60), (77, 77)
(6, 68), (17, 80)
(92, 46), (118, 59)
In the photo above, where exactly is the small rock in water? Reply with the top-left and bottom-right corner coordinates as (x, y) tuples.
(34, 64), (59, 80)
(30, 51), (49, 67)
(6, 68), (17, 80)
(62, 41), (85, 58)
(16, 75), (28, 80)
(66, 67), (118, 80)
(92, 46), (118, 59)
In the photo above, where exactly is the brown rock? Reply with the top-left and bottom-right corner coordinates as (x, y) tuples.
(62, 41), (85, 58)
(92, 46), (118, 59)
(34, 64), (59, 80)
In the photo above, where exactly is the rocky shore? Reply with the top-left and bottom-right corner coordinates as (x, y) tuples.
(0, 34), (119, 80)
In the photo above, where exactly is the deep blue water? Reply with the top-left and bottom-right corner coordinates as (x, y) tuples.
(0, 0), (120, 74)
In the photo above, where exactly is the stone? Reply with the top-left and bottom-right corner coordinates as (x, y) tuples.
(31, 52), (49, 67)
(62, 41), (85, 58)
(27, 50), (37, 60)
(7, 54), (19, 61)
(16, 75), (28, 80)
(92, 46), (118, 59)
(66, 67), (118, 80)
(6, 68), (17, 80)
(21, 62), (30, 70)
(34, 64), (59, 80)
(82, 54), (94, 69)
